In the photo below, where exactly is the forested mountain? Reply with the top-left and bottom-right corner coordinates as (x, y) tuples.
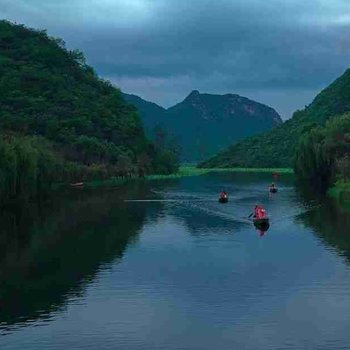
(0, 20), (177, 204)
(123, 90), (282, 161)
(200, 69), (350, 168)
(122, 93), (167, 135)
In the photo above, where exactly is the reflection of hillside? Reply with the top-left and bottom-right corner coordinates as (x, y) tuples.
(298, 200), (350, 263)
(0, 187), (148, 329)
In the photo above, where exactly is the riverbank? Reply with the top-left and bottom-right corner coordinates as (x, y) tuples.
(0, 166), (293, 207)
(75, 166), (293, 190)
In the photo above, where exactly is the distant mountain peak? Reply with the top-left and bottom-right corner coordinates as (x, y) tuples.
(184, 91), (254, 108)
(189, 89), (200, 96)
(172, 91), (282, 123)
(125, 91), (282, 162)
(184, 90), (201, 102)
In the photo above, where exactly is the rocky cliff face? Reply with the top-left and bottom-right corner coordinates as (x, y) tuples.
(170, 90), (281, 123)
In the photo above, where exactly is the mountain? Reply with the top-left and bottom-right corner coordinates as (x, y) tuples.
(200, 68), (350, 168)
(124, 90), (282, 161)
(0, 20), (149, 162)
(122, 93), (167, 134)
(0, 20), (177, 203)
(0, 21), (147, 159)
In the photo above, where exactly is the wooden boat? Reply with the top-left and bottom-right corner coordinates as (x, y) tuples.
(70, 182), (84, 187)
(253, 217), (270, 230)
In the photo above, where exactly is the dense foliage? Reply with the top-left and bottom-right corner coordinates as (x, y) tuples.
(294, 113), (350, 188)
(0, 21), (149, 163)
(0, 134), (135, 205)
(0, 20), (179, 203)
(152, 125), (181, 174)
(200, 68), (350, 168)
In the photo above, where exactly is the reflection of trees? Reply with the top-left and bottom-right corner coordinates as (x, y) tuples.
(0, 186), (148, 328)
(298, 200), (350, 263)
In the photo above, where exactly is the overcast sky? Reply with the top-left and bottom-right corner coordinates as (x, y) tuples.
(2, 0), (350, 118)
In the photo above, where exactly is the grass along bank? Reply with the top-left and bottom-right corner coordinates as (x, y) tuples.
(70, 166), (293, 190)
(190, 167), (293, 174)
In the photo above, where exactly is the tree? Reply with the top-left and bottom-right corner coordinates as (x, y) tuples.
(294, 113), (350, 189)
(137, 152), (152, 178)
(152, 125), (180, 174)
(116, 154), (133, 178)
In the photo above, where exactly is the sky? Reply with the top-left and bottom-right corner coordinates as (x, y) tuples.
(2, 0), (350, 119)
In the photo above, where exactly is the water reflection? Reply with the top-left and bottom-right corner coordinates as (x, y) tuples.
(0, 185), (149, 330)
(2, 173), (350, 350)
(254, 222), (270, 237)
(298, 199), (350, 263)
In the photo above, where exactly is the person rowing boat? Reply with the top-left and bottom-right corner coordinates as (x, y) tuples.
(269, 183), (278, 193)
(248, 205), (267, 219)
(248, 205), (270, 233)
(219, 191), (228, 203)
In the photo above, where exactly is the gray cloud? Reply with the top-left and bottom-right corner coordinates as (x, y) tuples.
(2, 0), (350, 118)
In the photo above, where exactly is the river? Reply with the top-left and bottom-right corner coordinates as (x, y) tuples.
(1, 172), (350, 349)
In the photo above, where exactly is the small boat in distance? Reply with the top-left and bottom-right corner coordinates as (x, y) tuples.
(70, 182), (84, 187)
(219, 191), (228, 203)
(269, 183), (278, 193)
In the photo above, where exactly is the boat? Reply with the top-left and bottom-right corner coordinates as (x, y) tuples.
(219, 196), (228, 203)
(70, 182), (84, 187)
(253, 217), (270, 230)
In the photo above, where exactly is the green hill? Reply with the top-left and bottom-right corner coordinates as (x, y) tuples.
(199, 68), (350, 168)
(0, 20), (149, 162)
(122, 93), (167, 136)
(0, 20), (177, 203)
(123, 90), (282, 161)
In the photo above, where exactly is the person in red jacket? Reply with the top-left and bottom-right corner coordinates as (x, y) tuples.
(255, 205), (267, 219)
(249, 205), (267, 219)
(219, 191), (227, 199)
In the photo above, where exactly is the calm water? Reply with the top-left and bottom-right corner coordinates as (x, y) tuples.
(1, 172), (350, 349)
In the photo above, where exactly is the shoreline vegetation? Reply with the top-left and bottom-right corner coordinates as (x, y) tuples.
(294, 113), (350, 204)
(65, 166), (294, 190)
(0, 164), (293, 207)
(329, 181), (350, 202)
